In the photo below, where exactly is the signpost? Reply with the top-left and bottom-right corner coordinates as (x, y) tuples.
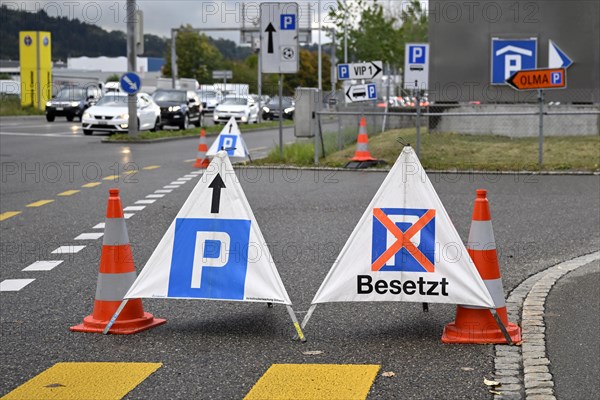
(337, 61), (383, 80)
(345, 83), (377, 103)
(260, 2), (299, 157)
(120, 72), (141, 94)
(404, 43), (430, 156)
(505, 67), (567, 166)
(212, 70), (233, 84)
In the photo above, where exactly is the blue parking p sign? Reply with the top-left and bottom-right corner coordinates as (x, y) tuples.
(491, 38), (537, 84)
(280, 14), (295, 30)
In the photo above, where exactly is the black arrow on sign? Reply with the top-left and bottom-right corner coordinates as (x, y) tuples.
(265, 23), (276, 54)
(370, 62), (383, 78)
(208, 173), (226, 214)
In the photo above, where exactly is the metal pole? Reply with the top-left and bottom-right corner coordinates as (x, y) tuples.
(35, 31), (41, 109)
(278, 73), (283, 157)
(382, 64), (390, 133)
(317, 0), (322, 94)
(257, 40), (262, 122)
(170, 29), (177, 89)
(538, 89), (544, 166)
(343, 0), (348, 63)
(126, 0), (138, 137)
(415, 82), (421, 157)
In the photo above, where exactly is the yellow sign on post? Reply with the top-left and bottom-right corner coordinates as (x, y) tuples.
(19, 31), (52, 110)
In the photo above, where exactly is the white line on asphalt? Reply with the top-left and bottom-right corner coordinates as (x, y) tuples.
(178, 177), (193, 181)
(74, 232), (104, 240)
(164, 185), (179, 189)
(123, 206), (145, 211)
(93, 223), (105, 229)
(170, 181), (186, 185)
(0, 279), (35, 291)
(22, 260), (64, 271)
(183, 174), (198, 178)
(0, 132), (87, 139)
(124, 213), (134, 219)
(189, 171), (203, 175)
(51, 245), (86, 254)
(135, 199), (156, 205)
(146, 194), (165, 198)
(155, 189), (172, 193)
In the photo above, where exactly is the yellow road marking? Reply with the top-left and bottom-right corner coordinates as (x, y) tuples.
(82, 182), (101, 188)
(122, 170), (138, 175)
(142, 165), (161, 170)
(26, 200), (54, 208)
(0, 211), (21, 221)
(244, 364), (380, 400)
(103, 175), (120, 181)
(1, 362), (162, 400)
(57, 190), (80, 196)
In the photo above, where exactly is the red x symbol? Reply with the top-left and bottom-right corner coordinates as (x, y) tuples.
(372, 208), (436, 272)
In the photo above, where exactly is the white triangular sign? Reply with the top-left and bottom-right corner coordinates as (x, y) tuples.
(310, 146), (495, 308)
(548, 40), (573, 69)
(124, 151), (291, 305)
(206, 117), (250, 159)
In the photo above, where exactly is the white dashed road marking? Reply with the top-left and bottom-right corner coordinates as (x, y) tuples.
(146, 194), (165, 199)
(22, 260), (64, 271)
(0, 279), (36, 291)
(135, 199), (156, 205)
(155, 189), (172, 193)
(74, 232), (104, 240)
(123, 206), (145, 211)
(51, 245), (86, 254)
(93, 223), (105, 229)
(124, 213), (134, 219)
(164, 185), (179, 189)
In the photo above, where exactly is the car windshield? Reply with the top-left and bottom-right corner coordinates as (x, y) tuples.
(55, 88), (87, 100)
(95, 95), (128, 107)
(152, 91), (186, 102)
(221, 98), (247, 105)
(267, 97), (293, 107)
(199, 91), (218, 99)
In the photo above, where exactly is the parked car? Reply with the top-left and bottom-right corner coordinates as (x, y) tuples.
(81, 92), (161, 135)
(213, 96), (259, 124)
(262, 96), (295, 120)
(152, 89), (202, 130)
(197, 90), (222, 114)
(45, 86), (101, 122)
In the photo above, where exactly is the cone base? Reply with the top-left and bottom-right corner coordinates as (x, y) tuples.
(441, 321), (521, 344)
(70, 312), (166, 335)
(194, 159), (209, 168)
(350, 156), (377, 162)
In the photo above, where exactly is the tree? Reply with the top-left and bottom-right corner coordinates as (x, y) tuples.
(163, 25), (225, 82)
(283, 49), (331, 94)
(328, 0), (427, 70)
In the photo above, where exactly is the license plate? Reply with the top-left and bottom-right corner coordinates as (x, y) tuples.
(56, 107), (63, 111)
(98, 121), (107, 125)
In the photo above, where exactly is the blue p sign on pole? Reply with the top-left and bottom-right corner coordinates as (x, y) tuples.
(551, 71), (562, 85)
(280, 14), (295, 30)
(338, 64), (350, 80)
(367, 84), (377, 99)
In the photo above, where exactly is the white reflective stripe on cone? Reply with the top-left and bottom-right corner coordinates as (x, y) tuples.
(459, 278), (506, 309)
(95, 272), (137, 301)
(467, 220), (496, 251)
(356, 143), (369, 151)
(103, 218), (129, 246)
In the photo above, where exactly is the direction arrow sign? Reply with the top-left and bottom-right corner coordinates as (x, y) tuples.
(260, 2), (299, 74)
(120, 72), (141, 94)
(337, 61), (383, 80)
(548, 40), (573, 69)
(345, 83), (377, 103)
(506, 68), (566, 90)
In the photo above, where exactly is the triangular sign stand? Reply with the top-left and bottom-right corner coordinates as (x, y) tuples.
(103, 151), (305, 341)
(301, 146), (496, 331)
(206, 117), (251, 161)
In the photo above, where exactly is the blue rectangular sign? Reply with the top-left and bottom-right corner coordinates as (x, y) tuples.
(491, 38), (537, 84)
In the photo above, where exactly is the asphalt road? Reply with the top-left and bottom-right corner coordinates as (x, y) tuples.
(1, 115), (599, 399)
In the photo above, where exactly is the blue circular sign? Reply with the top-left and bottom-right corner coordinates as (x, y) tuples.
(119, 72), (141, 94)
(24, 35), (32, 46)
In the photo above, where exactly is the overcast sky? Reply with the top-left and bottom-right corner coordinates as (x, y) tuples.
(7, 0), (354, 43)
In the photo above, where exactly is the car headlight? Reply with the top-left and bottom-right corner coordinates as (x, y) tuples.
(117, 113), (129, 120)
(284, 107), (294, 114)
(70, 101), (80, 107)
(83, 112), (91, 119)
(46, 101), (52, 107)
(263, 107), (270, 113)
(169, 105), (181, 112)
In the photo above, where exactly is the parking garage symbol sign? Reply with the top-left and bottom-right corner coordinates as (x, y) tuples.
(371, 208), (436, 273)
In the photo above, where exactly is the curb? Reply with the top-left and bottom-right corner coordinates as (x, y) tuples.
(101, 125), (293, 144)
(492, 251), (600, 399)
(233, 165), (600, 176)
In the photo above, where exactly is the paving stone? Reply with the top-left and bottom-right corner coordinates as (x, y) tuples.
(522, 351), (546, 359)
(524, 379), (554, 389)
(497, 383), (522, 391)
(526, 387), (554, 395)
(498, 376), (522, 384)
(527, 372), (552, 381)
(523, 357), (550, 367)
(495, 369), (521, 376)
(527, 395), (555, 400)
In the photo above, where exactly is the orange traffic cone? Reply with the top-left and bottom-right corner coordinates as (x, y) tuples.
(442, 189), (521, 343)
(194, 128), (210, 168)
(345, 117), (381, 168)
(70, 188), (166, 334)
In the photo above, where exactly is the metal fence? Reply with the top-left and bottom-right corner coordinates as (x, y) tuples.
(313, 90), (600, 166)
